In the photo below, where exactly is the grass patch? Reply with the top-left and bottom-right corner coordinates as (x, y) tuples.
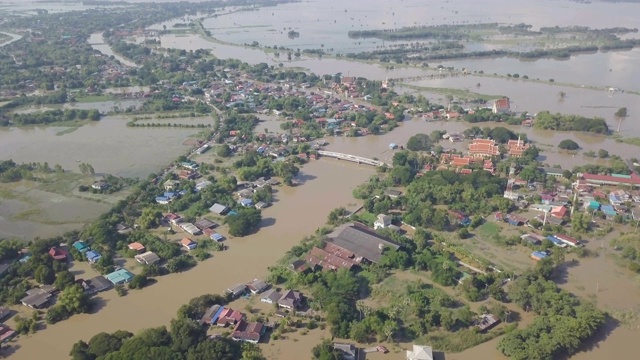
(12, 208), (43, 221)
(616, 137), (640, 147)
(0, 187), (19, 200)
(476, 222), (501, 238)
(73, 95), (114, 103)
(55, 126), (80, 136)
(422, 325), (514, 353)
(397, 83), (503, 101)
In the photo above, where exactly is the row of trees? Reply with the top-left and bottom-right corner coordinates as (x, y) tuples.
(534, 111), (609, 134)
(2, 108), (100, 126)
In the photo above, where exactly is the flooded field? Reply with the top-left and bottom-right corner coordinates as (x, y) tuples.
(9, 160), (374, 359)
(207, 0), (640, 53)
(88, 32), (138, 67)
(0, 116), (201, 178)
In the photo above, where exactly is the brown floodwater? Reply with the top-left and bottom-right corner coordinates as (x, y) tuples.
(8, 160), (373, 359)
(88, 32), (138, 67)
(0, 116), (200, 178)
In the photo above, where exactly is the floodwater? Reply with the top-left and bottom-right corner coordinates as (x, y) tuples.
(207, 0), (640, 53)
(321, 114), (639, 170)
(437, 49), (640, 93)
(88, 32), (138, 68)
(0, 31), (21, 47)
(9, 160), (374, 360)
(0, 116), (201, 178)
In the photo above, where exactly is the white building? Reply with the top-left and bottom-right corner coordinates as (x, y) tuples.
(374, 214), (392, 230)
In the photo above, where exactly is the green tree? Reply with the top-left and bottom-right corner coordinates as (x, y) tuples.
(226, 208), (262, 237)
(54, 270), (77, 290)
(216, 144), (232, 157)
(615, 107), (627, 118)
(138, 208), (163, 229)
(129, 274), (148, 289)
(59, 284), (91, 314)
(311, 340), (342, 360)
(35, 265), (56, 285)
(558, 139), (579, 150)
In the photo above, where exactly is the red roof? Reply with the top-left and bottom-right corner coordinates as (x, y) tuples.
(469, 139), (500, 156)
(554, 234), (578, 245)
(128, 242), (145, 251)
(582, 173), (640, 185)
(180, 238), (195, 246)
(48, 247), (68, 260)
(306, 247), (356, 271)
(494, 97), (510, 109)
(550, 206), (567, 219)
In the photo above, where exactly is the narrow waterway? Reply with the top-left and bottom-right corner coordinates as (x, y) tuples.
(88, 32), (138, 68)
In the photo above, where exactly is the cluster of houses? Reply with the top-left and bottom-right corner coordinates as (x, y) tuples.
(164, 212), (224, 242)
(196, 278), (305, 344)
(0, 307), (16, 344)
(17, 242), (138, 309)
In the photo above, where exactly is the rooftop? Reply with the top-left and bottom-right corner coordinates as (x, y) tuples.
(326, 223), (400, 263)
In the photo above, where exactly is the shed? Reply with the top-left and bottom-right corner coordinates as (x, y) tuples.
(135, 251), (161, 265)
(239, 198), (254, 207)
(210, 203), (230, 215)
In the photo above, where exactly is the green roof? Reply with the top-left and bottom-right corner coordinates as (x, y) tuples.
(105, 269), (134, 284)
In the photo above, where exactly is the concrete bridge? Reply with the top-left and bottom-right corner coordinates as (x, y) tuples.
(317, 150), (389, 167)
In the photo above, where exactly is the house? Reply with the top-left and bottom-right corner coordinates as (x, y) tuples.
(48, 247), (68, 261)
(180, 238), (197, 250)
(521, 234), (543, 246)
(199, 304), (221, 325)
(180, 222), (201, 235)
(105, 269), (135, 285)
(195, 180), (212, 192)
(546, 235), (568, 248)
(73, 241), (90, 253)
(325, 223), (401, 264)
(216, 307), (244, 327)
(492, 97), (510, 114)
(374, 214), (392, 230)
(85, 250), (102, 264)
(226, 284), (247, 298)
(469, 139), (500, 157)
(505, 214), (528, 226)
(384, 189), (402, 198)
(476, 314), (501, 331)
(237, 188), (255, 199)
(209, 203), (230, 215)
(289, 259), (309, 272)
(165, 213), (182, 225)
(246, 279), (269, 294)
(260, 289), (282, 304)
(550, 205), (567, 219)
(163, 179), (180, 191)
(0, 324), (16, 343)
(0, 307), (11, 322)
(231, 320), (264, 344)
(128, 242), (146, 253)
(239, 198), (254, 208)
(554, 234), (580, 247)
(541, 167), (564, 178)
(531, 251), (548, 261)
(80, 276), (112, 295)
(92, 181), (109, 190)
(255, 201), (270, 210)
(333, 343), (358, 360)
(277, 290), (302, 310)
(601, 204), (617, 217)
(406, 344), (433, 360)
(305, 246), (357, 272)
(204, 229), (225, 242)
(20, 286), (57, 308)
(116, 223), (132, 234)
(135, 251), (161, 265)
(194, 218), (217, 230)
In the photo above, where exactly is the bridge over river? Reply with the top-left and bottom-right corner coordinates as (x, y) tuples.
(317, 150), (389, 167)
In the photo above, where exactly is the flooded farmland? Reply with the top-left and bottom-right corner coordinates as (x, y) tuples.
(0, 116), (201, 178)
(9, 160), (374, 359)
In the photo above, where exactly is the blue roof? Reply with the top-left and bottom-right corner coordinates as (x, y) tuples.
(164, 192), (176, 198)
(240, 198), (253, 205)
(532, 251), (548, 259)
(211, 233), (224, 241)
(210, 305), (226, 324)
(227, 210), (238, 216)
(601, 205), (616, 215)
(86, 250), (101, 261)
(19, 255), (31, 263)
(547, 236), (564, 245)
